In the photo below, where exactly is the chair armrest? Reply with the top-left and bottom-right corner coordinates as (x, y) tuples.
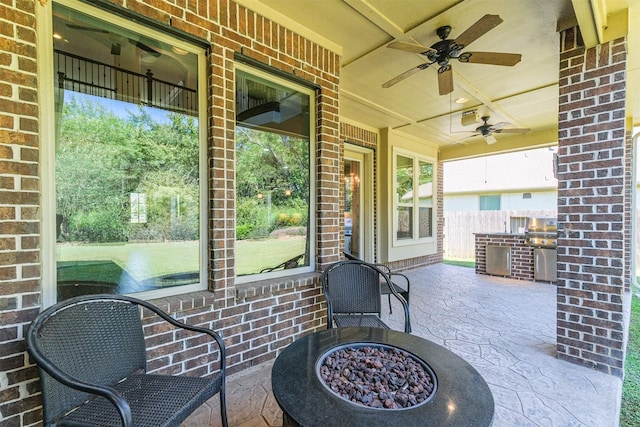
(388, 272), (410, 292)
(371, 262), (392, 275)
(131, 297), (226, 371)
(369, 262), (410, 293)
(380, 274), (412, 334)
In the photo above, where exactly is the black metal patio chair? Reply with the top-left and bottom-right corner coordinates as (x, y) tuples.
(322, 260), (411, 333)
(25, 294), (227, 427)
(260, 253), (305, 273)
(343, 252), (411, 314)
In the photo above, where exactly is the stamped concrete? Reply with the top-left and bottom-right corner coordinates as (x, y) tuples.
(181, 263), (623, 427)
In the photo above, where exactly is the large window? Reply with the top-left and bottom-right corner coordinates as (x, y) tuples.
(235, 66), (314, 280)
(49, 1), (206, 301)
(395, 152), (434, 242)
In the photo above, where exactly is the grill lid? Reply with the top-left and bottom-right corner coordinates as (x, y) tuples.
(525, 217), (558, 248)
(525, 217), (557, 233)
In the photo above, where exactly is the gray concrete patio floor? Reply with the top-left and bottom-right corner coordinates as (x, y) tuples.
(181, 263), (623, 427)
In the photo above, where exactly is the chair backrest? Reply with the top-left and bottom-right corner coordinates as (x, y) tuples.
(322, 260), (383, 315)
(26, 295), (147, 424)
(343, 251), (360, 262)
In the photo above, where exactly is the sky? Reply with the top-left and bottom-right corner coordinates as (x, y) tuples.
(68, 91), (174, 125)
(443, 147), (558, 193)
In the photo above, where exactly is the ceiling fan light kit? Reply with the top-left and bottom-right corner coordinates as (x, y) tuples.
(383, 14), (522, 95)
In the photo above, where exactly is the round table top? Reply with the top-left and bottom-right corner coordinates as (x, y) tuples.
(272, 327), (494, 427)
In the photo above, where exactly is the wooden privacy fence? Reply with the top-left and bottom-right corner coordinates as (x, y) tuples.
(443, 210), (557, 259)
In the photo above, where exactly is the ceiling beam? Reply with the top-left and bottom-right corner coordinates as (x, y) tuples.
(571, 0), (629, 48)
(340, 88), (419, 125)
(415, 82), (559, 129)
(342, 0), (406, 39)
(341, 0), (472, 69)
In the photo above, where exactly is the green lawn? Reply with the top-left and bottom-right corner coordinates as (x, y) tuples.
(621, 292), (640, 426)
(443, 258), (475, 268)
(57, 241), (200, 281)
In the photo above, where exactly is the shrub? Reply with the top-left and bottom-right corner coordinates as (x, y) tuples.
(69, 209), (127, 242)
(236, 224), (253, 240)
(291, 212), (303, 226)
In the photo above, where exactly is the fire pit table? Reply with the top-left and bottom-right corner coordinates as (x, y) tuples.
(272, 327), (494, 426)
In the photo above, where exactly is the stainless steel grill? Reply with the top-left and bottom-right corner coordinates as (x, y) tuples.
(525, 217), (558, 282)
(524, 217), (558, 249)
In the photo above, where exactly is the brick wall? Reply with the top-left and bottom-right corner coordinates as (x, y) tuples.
(556, 27), (629, 377)
(474, 233), (536, 281)
(0, 0), (42, 424)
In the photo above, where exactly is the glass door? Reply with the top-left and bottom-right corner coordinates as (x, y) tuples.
(344, 153), (363, 257)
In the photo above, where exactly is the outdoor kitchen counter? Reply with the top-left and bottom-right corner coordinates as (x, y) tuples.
(474, 232), (535, 281)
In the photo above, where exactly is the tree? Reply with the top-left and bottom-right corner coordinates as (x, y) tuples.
(235, 126), (309, 237)
(56, 95), (200, 243)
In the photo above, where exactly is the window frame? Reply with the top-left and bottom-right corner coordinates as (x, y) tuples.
(392, 148), (436, 246)
(39, 0), (209, 306)
(233, 63), (317, 283)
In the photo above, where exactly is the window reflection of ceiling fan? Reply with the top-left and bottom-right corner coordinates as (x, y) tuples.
(65, 24), (161, 57)
(382, 15), (522, 95)
(455, 116), (531, 144)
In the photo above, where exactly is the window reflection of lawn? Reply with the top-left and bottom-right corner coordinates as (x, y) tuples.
(57, 237), (306, 288)
(57, 241), (201, 297)
(236, 236), (306, 275)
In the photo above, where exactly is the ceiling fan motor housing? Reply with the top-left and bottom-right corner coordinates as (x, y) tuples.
(428, 39), (462, 66)
(477, 116), (492, 135)
(436, 25), (452, 40)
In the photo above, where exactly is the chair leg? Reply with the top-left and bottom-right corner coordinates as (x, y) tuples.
(221, 388), (228, 427)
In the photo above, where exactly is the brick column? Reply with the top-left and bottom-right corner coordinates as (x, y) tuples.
(556, 27), (629, 377)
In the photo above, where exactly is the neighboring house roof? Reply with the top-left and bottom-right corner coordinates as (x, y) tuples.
(443, 147), (558, 194)
(402, 183), (433, 200)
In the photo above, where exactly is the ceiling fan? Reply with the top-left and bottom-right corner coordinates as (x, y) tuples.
(382, 15), (522, 95)
(455, 116), (531, 144)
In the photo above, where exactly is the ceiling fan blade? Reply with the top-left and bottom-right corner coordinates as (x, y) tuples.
(437, 65), (453, 95)
(454, 14), (503, 48)
(382, 63), (430, 88)
(494, 127), (531, 134)
(387, 41), (436, 55)
(452, 133), (481, 144)
(462, 51), (522, 66)
(488, 122), (509, 130)
(129, 39), (161, 57)
(66, 23), (110, 33)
